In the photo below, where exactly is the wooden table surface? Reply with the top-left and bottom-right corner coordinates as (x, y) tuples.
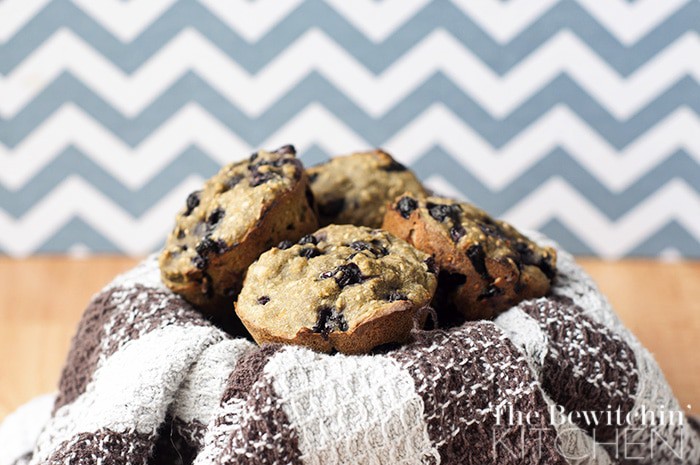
(0, 257), (698, 422)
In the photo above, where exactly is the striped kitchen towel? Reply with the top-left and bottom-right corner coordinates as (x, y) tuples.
(10, 237), (700, 464)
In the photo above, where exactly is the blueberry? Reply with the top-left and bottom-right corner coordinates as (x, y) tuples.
(382, 159), (407, 172)
(349, 241), (371, 251)
(514, 242), (555, 279)
(424, 256), (439, 274)
(184, 190), (201, 216)
(320, 263), (365, 288)
(386, 291), (408, 302)
(196, 237), (227, 256)
(298, 234), (317, 245)
(450, 225), (466, 242)
(335, 263), (364, 288)
(250, 170), (278, 187)
(274, 144), (296, 156)
(277, 240), (294, 250)
(299, 247), (321, 258)
(192, 255), (206, 270)
(396, 196), (418, 219)
(224, 174), (244, 191)
(466, 244), (490, 281)
(426, 202), (461, 223)
(312, 306), (348, 339)
(478, 283), (502, 301)
(207, 208), (224, 227)
(349, 240), (388, 258)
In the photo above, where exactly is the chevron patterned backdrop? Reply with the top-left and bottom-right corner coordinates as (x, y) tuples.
(1, 0), (699, 258)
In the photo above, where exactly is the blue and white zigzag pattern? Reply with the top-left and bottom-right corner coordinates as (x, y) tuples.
(1, 0), (699, 258)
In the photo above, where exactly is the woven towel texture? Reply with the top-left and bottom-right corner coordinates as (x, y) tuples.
(18, 238), (700, 465)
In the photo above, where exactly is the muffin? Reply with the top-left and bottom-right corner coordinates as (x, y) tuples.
(235, 225), (438, 354)
(159, 145), (319, 324)
(382, 195), (556, 322)
(307, 149), (427, 228)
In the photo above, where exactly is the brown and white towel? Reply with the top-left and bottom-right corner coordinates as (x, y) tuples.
(3, 236), (699, 464)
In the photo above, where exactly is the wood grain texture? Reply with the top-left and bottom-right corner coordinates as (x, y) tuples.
(0, 257), (697, 422)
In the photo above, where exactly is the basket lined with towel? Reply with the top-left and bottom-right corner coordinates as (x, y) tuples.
(11, 236), (700, 465)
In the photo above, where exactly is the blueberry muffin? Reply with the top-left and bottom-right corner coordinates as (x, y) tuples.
(235, 225), (438, 354)
(159, 145), (319, 323)
(307, 149), (427, 228)
(382, 195), (557, 322)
